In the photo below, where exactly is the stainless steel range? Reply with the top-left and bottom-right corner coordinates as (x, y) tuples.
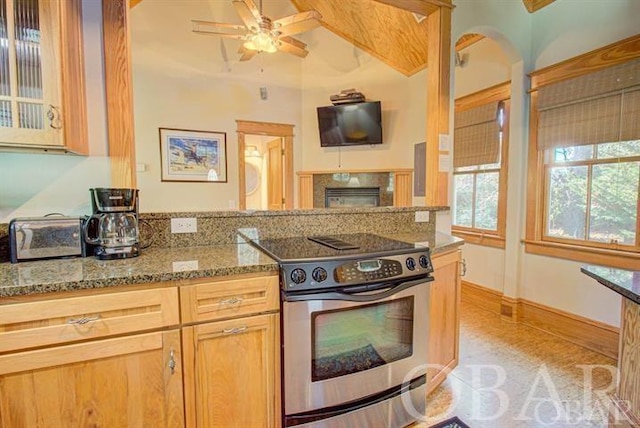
(250, 233), (434, 428)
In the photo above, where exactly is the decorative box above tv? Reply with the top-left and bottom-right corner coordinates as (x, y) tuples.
(317, 101), (383, 147)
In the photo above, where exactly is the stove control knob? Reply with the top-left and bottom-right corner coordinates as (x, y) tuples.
(419, 255), (432, 271)
(406, 257), (416, 271)
(312, 267), (328, 283)
(290, 268), (307, 284)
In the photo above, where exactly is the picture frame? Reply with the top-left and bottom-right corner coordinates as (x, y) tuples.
(159, 128), (227, 182)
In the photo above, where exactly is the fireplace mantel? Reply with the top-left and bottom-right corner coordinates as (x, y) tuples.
(297, 169), (413, 209)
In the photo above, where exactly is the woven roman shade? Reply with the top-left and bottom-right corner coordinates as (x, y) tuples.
(453, 102), (501, 168)
(536, 58), (640, 150)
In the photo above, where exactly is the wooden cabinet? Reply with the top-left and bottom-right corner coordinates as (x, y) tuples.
(0, 0), (87, 154)
(427, 249), (461, 394)
(180, 273), (280, 428)
(0, 286), (183, 428)
(0, 272), (281, 428)
(0, 330), (184, 428)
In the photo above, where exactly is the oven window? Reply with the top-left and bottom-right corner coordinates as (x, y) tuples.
(311, 296), (414, 382)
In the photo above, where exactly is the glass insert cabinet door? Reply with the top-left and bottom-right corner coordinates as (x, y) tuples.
(0, 0), (62, 147)
(312, 296), (415, 381)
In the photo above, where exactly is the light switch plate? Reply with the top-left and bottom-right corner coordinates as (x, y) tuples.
(415, 211), (430, 223)
(171, 217), (197, 233)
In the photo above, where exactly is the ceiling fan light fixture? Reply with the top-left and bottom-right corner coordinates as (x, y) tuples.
(243, 30), (278, 53)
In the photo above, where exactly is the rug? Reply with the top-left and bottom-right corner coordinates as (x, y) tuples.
(429, 416), (470, 428)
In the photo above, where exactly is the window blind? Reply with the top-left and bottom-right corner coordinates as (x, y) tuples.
(453, 101), (501, 168)
(536, 58), (640, 151)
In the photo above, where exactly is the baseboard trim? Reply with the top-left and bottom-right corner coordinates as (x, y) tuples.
(461, 280), (619, 360)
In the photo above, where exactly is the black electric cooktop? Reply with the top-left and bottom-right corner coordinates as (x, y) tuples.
(249, 233), (417, 263)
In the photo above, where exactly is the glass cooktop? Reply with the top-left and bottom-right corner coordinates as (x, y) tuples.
(249, 233), (416, 263)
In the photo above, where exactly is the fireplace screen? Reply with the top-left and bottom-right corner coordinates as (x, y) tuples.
(325, 187), (380, 208)
(311, 296), (414, 381)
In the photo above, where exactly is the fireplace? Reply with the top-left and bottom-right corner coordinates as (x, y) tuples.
(325, 187), (380, 208)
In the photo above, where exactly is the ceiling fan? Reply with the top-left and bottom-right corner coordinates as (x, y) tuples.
(192, 0), (322, 62)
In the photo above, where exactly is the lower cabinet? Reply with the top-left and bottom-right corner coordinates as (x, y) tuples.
(427, 249), (461, 394)
(182, 313), (280, 428)
(0, 330), (184, 428)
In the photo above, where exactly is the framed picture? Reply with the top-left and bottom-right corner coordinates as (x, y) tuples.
(159, 128), (227, 182)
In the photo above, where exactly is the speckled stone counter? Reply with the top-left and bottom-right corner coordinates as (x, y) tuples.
(581, 265), (640, 305)
(0, 230), (462, 298)
(0, 243), (277, 297)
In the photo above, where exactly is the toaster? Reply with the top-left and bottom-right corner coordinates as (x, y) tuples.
(9, 216), (89, 263)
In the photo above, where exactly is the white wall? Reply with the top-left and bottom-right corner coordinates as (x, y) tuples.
(452, 0), (639, 327)
(0, 0), (111, 223)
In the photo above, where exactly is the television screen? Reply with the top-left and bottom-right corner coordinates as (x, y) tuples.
(317, 101), (383, 147)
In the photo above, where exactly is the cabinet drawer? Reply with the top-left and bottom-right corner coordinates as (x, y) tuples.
(180, 274), (279, 323)
(0, 287), (180, 353)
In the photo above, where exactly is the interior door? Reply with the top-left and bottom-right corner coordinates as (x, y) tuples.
(267, 138), (284, 210)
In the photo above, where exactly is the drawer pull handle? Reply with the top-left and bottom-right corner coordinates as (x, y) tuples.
(168, 350), (176, 374)
(67, 315), (101, 325)
(222, 326), (247, 335)
(220, 297), (244, 305)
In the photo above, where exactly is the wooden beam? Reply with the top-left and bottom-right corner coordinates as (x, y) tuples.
(103, 0), (137, 188)
(425, 6), (451, 206)
(129, 0), (143, 7)
(522, 0), (556, 13)
(370, 0), (452, 16)
(455, 33), (484, 52)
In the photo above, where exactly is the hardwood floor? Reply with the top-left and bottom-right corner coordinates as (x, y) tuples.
(418, 302), (629, 428)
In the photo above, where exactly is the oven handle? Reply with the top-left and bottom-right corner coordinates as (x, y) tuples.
(282, 275), (433, 302)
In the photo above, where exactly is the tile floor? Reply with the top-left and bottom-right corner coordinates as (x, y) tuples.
(417, 302), (625, 428)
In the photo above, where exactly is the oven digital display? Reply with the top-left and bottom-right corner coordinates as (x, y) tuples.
(357, 260), (381, 272)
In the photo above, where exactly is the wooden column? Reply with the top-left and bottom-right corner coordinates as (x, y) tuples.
(103, 0), (137, 188)
(425, 6), (451, 206)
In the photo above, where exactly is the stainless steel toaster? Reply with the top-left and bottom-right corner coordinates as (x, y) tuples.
(9, 216), (88, 263)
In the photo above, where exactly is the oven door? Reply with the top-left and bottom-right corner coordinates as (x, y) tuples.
(282, 276), (430, 416)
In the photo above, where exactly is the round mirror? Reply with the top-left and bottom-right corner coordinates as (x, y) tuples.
(245, 163), (260, 196)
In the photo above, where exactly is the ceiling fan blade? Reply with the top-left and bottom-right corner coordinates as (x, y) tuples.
(278, 36), (309, 58)
(273, 10), (322, 37)
(192, 20), (245, 31)
(193, 29), (245, 40)
(238, 46), (259, 62)
(232, 0), (261, 29)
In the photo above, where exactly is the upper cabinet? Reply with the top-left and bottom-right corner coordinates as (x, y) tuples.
(0, 0), (87, 154)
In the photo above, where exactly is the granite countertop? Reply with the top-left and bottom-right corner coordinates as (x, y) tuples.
(581, 265), (640, 305)
(0, 232), (464, 298)
(0, 244), (278, 297)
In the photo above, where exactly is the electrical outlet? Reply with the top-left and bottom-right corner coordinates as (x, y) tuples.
(171, 217), (197, 233)
(415, 211), (430, 223)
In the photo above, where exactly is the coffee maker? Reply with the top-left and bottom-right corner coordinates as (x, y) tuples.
(84, 188), (140, 260)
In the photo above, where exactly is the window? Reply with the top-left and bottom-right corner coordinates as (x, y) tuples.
(526, 37), (640, 269)
(452, 82), (510, 248)
(544, 141), (640, 248)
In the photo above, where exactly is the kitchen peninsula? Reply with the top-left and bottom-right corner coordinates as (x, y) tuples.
(0, 206), (463, 427)
(582, 266), (640, 427)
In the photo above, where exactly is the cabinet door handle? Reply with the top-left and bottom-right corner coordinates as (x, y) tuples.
(67, 315), (101, 325)
(168, 349), (176, 374)
(222, 326), (247, 335)
(220, 297), (244, 305)
(47, 105), (62, 129)
(461, 259), (467, 277)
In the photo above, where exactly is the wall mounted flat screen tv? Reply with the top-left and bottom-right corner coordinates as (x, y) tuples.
(317, 101), (383, 147)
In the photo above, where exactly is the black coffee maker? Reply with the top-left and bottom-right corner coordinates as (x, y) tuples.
(84, 188), (140, 259)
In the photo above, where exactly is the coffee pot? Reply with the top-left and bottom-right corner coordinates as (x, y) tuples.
(84, 188), (140, 259)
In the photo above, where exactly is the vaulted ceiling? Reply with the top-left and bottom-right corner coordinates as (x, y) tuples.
(130, 0), (556, 76)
